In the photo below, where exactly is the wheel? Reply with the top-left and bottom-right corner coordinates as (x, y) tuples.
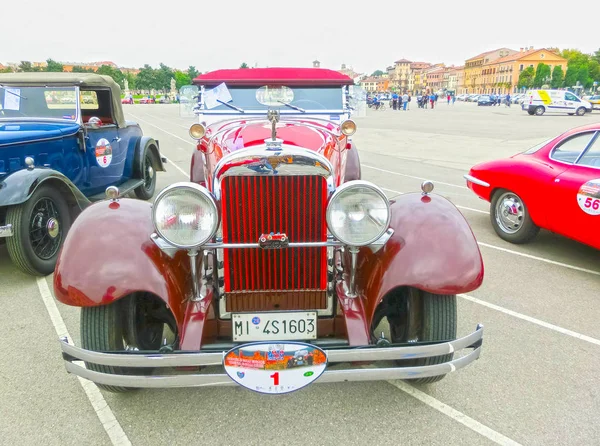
(387, 290), (457, 384)
(568, 113), (574, 116)
(490, 189), (539, 244)
(534, 106), (545, 116)
(81, 294), (168, 393)
(134, 149), (158, 200)
(576, 107), (586, 116)
(5, 185), (71, 275)
(527, 110), (535, 115)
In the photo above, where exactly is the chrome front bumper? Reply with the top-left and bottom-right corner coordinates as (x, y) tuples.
(59, 325), (483, 388)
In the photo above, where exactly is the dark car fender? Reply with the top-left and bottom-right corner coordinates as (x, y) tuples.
(0, 167), (90, 209)
(131, 136), (166, 178)
(53, 198), (191, 331)
(356, 192), (484, 323)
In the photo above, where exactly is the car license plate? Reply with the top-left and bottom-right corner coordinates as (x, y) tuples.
(232, 312), (317, 342)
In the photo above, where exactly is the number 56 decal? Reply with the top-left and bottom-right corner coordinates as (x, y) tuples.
(577, 179), (600, 216)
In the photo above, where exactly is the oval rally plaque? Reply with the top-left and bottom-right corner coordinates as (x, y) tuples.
(224, 342), (327, 394)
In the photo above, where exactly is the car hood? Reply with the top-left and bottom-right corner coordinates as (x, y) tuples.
(207, 118), (343, 156)
(0, 121), (80, 146)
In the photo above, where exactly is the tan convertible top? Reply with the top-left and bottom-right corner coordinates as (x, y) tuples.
(0, 72), (124, 127)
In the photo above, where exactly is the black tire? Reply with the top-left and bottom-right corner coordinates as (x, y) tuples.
(408, 293), (457, 384)
(527, 110), (535, 115)
(134, 149), (158, 200)
(81, 294), (165, 393)
(576, 107), (586, 116)
(5, 185), (71, 275)
(490, 189), (539, 244)
(535, 106), (545, 116)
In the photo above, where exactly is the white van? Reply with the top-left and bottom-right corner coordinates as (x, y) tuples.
(522, 89), (592, 116)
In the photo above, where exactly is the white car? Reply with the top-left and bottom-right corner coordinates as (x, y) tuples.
(522, 89), (592, 116)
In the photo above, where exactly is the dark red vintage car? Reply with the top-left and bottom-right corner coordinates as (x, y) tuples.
(55, 68), (484, 394)
(465, 123), (600, 249)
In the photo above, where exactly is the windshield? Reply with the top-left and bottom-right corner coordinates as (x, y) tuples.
(0, 86), (79, 121)
(202, 86), (343, 113)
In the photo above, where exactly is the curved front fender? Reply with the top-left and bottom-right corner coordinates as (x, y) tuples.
(357, 193), (484, 322)
(53, 198), (191, 330)
(0, 167), (89, 208)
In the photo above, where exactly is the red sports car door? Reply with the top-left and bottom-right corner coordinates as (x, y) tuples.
(549, 134), (600, 248)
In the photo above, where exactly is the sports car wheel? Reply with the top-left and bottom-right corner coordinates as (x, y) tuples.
(576, 107), (586, 116)
(535, 106), (545, 116)
(81, 293), (168, 393)
(386, 289), (457, 384)
(490, 189), (539, 244)
(134, 150), (158, 200)
(5, 185), (71, 276)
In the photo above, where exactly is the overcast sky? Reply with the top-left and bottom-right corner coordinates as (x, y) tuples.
(4, 0), (599, 74)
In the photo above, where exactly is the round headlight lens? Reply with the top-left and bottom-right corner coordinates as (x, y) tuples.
(153, 183), (218, 248)
(189, 123), (206, 140)
(326, 181), (390, 246)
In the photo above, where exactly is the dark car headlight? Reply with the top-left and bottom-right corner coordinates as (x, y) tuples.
(153, 183), (219, 248)
(326, 181), (390, 246)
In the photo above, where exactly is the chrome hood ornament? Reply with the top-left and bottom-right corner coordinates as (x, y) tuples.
(265, 109), (283, 150)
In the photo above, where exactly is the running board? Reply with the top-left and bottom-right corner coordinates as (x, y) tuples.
(88, 178), (144, 201)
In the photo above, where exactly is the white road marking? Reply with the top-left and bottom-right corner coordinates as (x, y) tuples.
(477, 242), (600, 277)
(459, 293), (600, 347)
(163, 156), (190, 179)
(380, 186), (600, 276)
(129, 113), (195, 147)
(363, 164), (469, 189)
(380, 187), (489, 214)
(35, 278), (131, 446)
(386, 379), (522, 446)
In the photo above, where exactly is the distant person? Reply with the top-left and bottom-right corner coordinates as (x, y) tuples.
(402, 92), (409, 110)
(430, 94), (435, 109)
(447, 94), (451, 104)
(505, 93), (511, 107)
(452, 94), (456, 104)
(397, 94), (403, 111)
(392, 92), (398, 110)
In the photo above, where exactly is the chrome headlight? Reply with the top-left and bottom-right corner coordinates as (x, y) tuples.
(326, 181), (390, 246)
(153, 183), (218, 248)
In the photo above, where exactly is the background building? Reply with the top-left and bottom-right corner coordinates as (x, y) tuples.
(464, 48), (517, 93)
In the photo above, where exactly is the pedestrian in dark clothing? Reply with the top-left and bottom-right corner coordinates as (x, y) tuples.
(397, 95), (403, 111)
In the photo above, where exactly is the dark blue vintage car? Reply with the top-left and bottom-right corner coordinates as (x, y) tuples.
(0, 73), (165, 275)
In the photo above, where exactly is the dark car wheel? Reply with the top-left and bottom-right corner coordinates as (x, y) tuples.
(576, 107), (586, 116)
(81, 293), (166, 393)
(490, 189), (539, 244)
(134, 150), (158, 200)
(535, 106), (545, 116)
(5, 185), (71, 276)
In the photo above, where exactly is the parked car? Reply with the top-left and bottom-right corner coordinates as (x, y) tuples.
(522, 89), (592, 116)
(139, 96), (156, 104)
(588, 95), (600, 110)
(465, 123), (600, 249)
(0, 73), (165, 275)
(55, 67), (484, 393)
(467, 95), (480, 102)
(477, 95), (494, 106)
(121, 96), (133, 104)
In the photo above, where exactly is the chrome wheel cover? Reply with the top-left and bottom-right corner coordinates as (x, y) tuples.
(495, 192), (525, 234)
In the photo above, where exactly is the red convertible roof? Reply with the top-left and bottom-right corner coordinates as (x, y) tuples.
(193, 68), (354, 86)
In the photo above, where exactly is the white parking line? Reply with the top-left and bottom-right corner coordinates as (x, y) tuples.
(380, 187), (600, 277)
(459, 293), (600, 347)
(129, 113), (195, 147)
(363, 164), (469, 189)
(164, 156), (190, 179)
(386, 379), (522, 446)
(35, 278), (131, 446)
(477, 242), (600, 277)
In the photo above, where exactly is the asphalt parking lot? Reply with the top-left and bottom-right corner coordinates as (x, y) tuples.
(2, 101), (599, 446)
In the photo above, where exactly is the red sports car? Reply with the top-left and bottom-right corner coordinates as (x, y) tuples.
(465, 123), (600, 249)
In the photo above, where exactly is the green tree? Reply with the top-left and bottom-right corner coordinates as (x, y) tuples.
(560, 49), (589, 65)
(72, 66), (95, 73)
(564, 65), (579, 88)
(188, 66), (199, 79)
(533, 63), (551, 88)
(550, 65), (564, 88)
(124, 72), (137, 90)
(136, 65), (158, 91)
(173, 70), (191, 89)
(18, 61), (40, 72)
(593, 48), (600, 64)
(577, 65), (591, 88)
(371, 70), (384, 76)
(45, 58), (63, 72)
(589, 60), (600, 84)
(517, 66), (535, 89)
(155, 63), (174, 90)
(0, 66), (12, 73)
(240, 62), (249, 69)
(96, 65), (125, 88)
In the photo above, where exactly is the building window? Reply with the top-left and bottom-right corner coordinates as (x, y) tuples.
(519, 64), (524, 71)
